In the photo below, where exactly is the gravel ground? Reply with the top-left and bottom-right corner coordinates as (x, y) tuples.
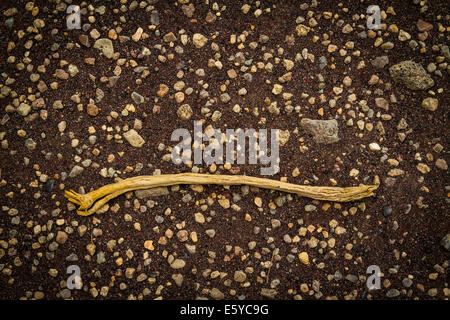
(0, 0), (449, 300)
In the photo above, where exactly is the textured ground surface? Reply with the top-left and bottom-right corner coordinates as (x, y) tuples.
(0, 0), (449, 300)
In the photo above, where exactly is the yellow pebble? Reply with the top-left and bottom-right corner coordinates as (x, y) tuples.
(298, 252), (310, 265)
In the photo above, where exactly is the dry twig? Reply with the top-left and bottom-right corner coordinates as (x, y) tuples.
(65, 173), (378, 216)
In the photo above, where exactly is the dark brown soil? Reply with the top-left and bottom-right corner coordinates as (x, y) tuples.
(0, 0), (448, 300)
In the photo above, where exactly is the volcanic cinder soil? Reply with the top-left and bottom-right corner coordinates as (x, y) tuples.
(0, 0), (448, 300)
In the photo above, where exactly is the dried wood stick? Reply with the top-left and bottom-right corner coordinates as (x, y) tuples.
(65, 173), (379, 216)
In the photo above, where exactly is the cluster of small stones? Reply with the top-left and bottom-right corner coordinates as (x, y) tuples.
(0, 0), (448, 300)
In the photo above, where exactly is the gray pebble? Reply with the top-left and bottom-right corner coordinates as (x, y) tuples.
(319, 56), (327, 69)
(5, 18), (14, 28)
(402, 278), (413, 288)
(357, 31), (367, 39)
(60, 289), (71, 299)
(386, 289), (400, 298)
(69, 165), (84, 178)
(286, 254), (295, 263)
(25, 138), (37, 150)
(155, 215), (164, 224)
(427, 288), (438, 297)
(334, 271), (343, 281)
(404, 204), (412, 214)
(131, 91), (145, 104)
(383, 206), (392, 217)
(66, 253), (78, 262)
(151, 12), (160, 25)
(440, 234), (450, 251)
(345, 274), (358, 283)
(43, 179), (55, 192)
(48, 242), (59, 251)
(96, 251), (106, 264)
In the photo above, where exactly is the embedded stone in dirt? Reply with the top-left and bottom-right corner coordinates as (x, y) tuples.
(192, 33), (208, 48)
(56, 231), (68, 244)
(375, 97), (389, 110)
(182, 4), (195, 18)
(440, 234), (450, 251)
(172, 274), (184, 287)
(272, 84), (283, 95)
(177, 104), (193, 120)
(435, 159), (448, 170)
(150, 12), (159, 25)
(79, 34), (90, 47)
(55, 69), (69, 80)
(86, 103), (99, 116)
(227, 69), (237, 78)
(261, 288), (277, 299)
(296, 24), (310, 36)
(417, 19), (433, 32)
(298, 252), (310, 265)
(371, 56), (389, 69)
(194, 212), (205, 224)
(69, 165), (84, 178)
(132, 27), (143, 42)
(234, 270), (246, 282)
(93, 38), (114, 58)
(210, 288), (224, 300)
(31, 98), (45, 109)
(389, 60), (434, 90)
(17, 103), (31, 116)
(131, 91), (145, 104)
(218, 199), (230, 209)
(123, 129), (145, 148)
(277, 130), (290, 146)
(163, 32), (177, 43)
(170, 259), (185, 269)
(300, 118), (340, 144)
(421, 97), (438, 111)
(157, 84), (169, 97)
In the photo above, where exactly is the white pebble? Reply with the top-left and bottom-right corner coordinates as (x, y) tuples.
(369, 143), (381, 151)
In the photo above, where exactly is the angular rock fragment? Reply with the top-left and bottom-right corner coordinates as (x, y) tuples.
(163, 32), (177, 43)
(371, 56), (389, 69)
(123, 129), (145, 148)
(192, 33), (208, 48)
(389, 60), (434, 90)
(261, 288), (278, 299)
(300, 118), (340, 144)
(69, 165), (84, 178)
(417, 19), (433, 32)
(421, 97), (438, 111)
(296, 24), (310, 36)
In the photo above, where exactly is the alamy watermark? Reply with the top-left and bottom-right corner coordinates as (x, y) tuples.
(171, 121), (280, 176)
(66, 4), (381, 31)
(66, 265), (82, 290)
(366, 5), (381, 30)
(66, 3), (381, 33)
(66, 5), (81, 30)
(366, 265), (382, 290)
